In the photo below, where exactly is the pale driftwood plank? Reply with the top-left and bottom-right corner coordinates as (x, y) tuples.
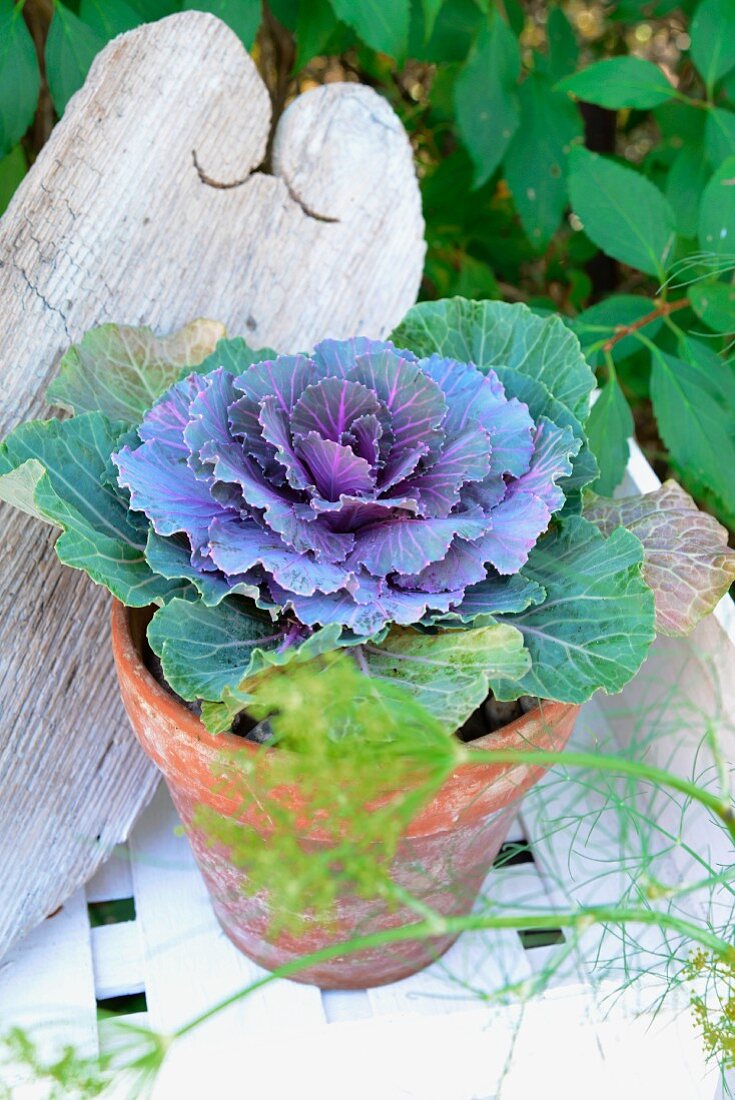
(0, 10), (424, 959)
(128, 783), (326, 1040)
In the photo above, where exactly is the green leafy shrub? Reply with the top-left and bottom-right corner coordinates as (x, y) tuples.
(4, 1), (735, 528)
(4, 2), (735, 522)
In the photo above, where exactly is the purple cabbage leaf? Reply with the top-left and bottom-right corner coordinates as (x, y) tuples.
(585, 480), (735, 634)
(115, 336), (581, 644)
(2, 299), (734, 732)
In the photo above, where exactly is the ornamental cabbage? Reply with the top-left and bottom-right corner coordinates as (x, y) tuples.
(112, 339), (580, 637)
(0, 299), (733, 734)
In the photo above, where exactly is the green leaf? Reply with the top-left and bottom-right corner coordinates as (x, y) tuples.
(408, 0), (483, 63)
(0, 456), (46, 518)
(0, 413), (182, 605)
(698, 156), (735, 256)
(650, 347), (735, 519)
(493, 517), (655, 703)
(587, 378), (633, 496)
(724, 65), (735, 105)
(328, 0), (409, 58)
(546, 7), (578, 83)
(504, 73), (583, 247)
(391, 297), (595, 422)
(201, 623), (360, 733)
(570, 296), (661, 366)
(691, 0), (735, 92)
(680, 334), (735, 407)
(47, 319), (226, 423)
(149, 595), (383, 733)
(267, 0), (298, 24)
(428, 572), (546, 625)
(188, 335), (277, 378)
(690, 282), (735, 332)
(666, 143), (711, 239)
(144, 530), (263, 608)
(0, 143), (26, 215)
(557, 57), (675, 109)
(183, 0), (262, 48)
(454, 13), (520, 187)
(363, 622), (530, 729)
(655, 99), (706, 146)
(452, 254), (499, 300)
(704, 107), (735, 166)
(421, 0), (444, 40)
(79, 0), (141, 39)
(126, 0), (179, 16)
(0, 1), (40, 157)
(503, 0), (524, 37)
(295, 0), (338, 67)
(568, 146), (676, 278)
(147, 596), (284, 704)
(585, 481), (735, 636)
(45, 3), (105, 115)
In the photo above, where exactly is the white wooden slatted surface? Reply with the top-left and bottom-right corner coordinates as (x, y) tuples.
(1, 444), (733, 1100)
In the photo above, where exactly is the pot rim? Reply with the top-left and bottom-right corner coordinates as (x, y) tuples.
(110, 598), (578, 764)
(112, 600), (581, 836)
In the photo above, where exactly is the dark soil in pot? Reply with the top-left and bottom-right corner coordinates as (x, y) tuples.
(141, 625), (540, 745)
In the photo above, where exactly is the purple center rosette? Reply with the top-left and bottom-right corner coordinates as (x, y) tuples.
(113, 339), (577, 636)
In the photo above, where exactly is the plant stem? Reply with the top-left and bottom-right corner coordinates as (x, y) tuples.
(603, 348), (616, 383)
(173, 905), (734, 1041)
(602, 297), (690, 353)
(459, 745), (735, 842)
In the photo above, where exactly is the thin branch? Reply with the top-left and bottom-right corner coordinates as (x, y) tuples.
(602, 297), (690, 353)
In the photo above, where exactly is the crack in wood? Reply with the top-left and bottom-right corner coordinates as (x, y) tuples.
(11, 261), (71, 341)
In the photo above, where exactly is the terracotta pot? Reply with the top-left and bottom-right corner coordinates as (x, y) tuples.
(111, 601), (579, 989)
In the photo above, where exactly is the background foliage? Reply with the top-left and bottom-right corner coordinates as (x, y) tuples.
(3, 0), (735, 536)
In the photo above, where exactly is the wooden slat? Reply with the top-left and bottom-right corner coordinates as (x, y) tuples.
(127, 783), (326, 1041)
(151, 985), (714, 1100)
(504, 816), (527, 845)
(90, 921), (145, 1001)
(85, 845), (134, 904)
(321, 989), (372, 1023)
(97, 1010), (149, 1059)
(153, 1005), (520, 1100)
(0, 889), (97, 1065)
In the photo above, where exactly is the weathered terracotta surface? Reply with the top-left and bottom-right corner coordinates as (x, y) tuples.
(112, 602), (579, 989)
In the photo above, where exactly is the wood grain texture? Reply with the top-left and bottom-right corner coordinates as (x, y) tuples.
(0, 10), (424, 959)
